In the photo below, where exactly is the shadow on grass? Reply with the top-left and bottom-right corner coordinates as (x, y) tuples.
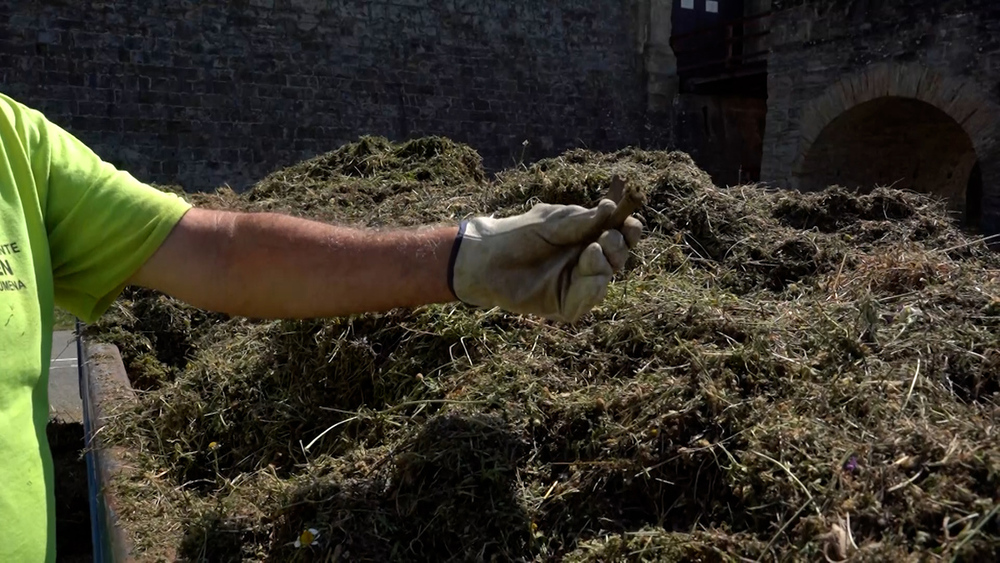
(177, 413), (531, 563)
(177, 513), (261, 563)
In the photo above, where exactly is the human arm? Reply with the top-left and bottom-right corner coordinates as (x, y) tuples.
(128, 208), (460, 319)
(129, 198), (643, 323)
(11, 92), (641, 325)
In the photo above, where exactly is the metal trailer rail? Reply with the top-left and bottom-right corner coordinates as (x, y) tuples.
(77, 320), (134, 562)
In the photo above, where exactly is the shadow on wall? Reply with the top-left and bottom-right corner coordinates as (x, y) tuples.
(967, 161), (984, 231)
(796, 96), (981, 229)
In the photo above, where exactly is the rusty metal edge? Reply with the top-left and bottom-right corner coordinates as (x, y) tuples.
(79, 338), (137, 563)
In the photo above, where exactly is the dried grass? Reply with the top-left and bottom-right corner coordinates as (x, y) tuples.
(87, 137), (1000, 562)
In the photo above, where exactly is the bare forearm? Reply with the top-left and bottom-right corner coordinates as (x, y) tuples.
(132, 208), (459, 318)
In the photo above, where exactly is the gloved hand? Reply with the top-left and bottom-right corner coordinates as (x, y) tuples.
(449, 198), (643, 323)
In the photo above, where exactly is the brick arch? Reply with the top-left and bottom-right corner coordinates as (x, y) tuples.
(789, 62), (1000, 232)
(794, 63), (999, 171)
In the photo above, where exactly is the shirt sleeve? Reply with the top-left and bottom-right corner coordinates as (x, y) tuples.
(22, 101), (193, 323)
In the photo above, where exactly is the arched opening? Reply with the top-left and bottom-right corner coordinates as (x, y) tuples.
(798, 96), (978, 223)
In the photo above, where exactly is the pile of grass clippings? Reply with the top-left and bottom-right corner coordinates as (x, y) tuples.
(86, 137), (1000, 562)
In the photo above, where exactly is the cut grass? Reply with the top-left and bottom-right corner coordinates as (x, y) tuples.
(53, 307), (77, 331)
(85, 137), (1000, 562)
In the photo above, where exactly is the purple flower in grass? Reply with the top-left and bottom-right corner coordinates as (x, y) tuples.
(844, 456), (859, 473)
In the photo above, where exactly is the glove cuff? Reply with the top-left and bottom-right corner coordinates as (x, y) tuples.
(447, 220), (470, 301)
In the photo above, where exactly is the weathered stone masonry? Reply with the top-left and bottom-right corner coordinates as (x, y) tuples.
(762, 0), (1000, 232)
(8, 0), (1000, 236)
(0, 0), (646, 191)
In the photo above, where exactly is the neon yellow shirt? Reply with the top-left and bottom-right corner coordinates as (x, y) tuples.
(0, 93), (192, 562)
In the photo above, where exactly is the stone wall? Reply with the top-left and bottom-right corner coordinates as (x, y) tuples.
(0, 0), (647, 192)
(761, 0), (1000, 232)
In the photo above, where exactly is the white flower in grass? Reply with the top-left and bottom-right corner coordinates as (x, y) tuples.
(294, 528), (320, 548)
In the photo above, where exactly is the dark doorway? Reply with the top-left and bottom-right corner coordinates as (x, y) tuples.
(670, 0), (770, 97)
(672, 0), (745, 72)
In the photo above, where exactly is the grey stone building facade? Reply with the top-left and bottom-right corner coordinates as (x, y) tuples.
(2, 0), (998, 233)
(0, 0), (647, 192)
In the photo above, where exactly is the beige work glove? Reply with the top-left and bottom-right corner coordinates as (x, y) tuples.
(449, 199), (643, 323)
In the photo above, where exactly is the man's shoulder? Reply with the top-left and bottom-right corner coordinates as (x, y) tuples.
(0, 93), (50, 157)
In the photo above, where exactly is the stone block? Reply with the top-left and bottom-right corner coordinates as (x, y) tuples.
(36, 30), (61, 45)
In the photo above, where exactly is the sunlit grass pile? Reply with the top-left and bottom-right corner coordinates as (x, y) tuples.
(87, 136), (1000, 562)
